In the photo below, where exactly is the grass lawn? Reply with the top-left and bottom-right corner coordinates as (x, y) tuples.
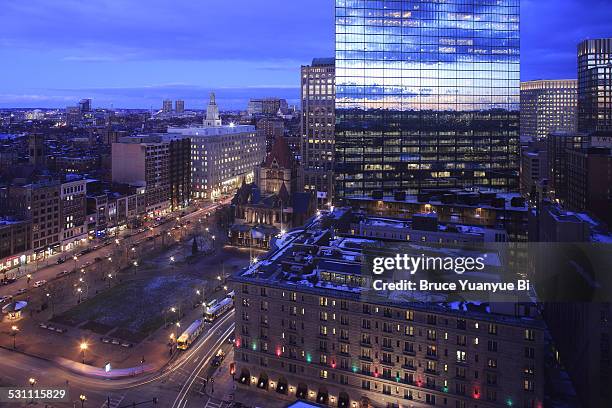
(53, 273), (203, 342)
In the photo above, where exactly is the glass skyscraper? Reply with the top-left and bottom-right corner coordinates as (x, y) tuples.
(334, 0), (520, 199)
(577, 38), (612, 135)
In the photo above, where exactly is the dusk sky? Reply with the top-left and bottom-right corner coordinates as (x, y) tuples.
(1, 0), (611, 109)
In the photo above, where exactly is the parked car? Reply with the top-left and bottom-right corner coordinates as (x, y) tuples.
(33, 280), (47, 288)
(0, 295), (12, 303)
(57, 270), (70, 278)
(15, 288), (27, 296)
(56, 257), (65, 264)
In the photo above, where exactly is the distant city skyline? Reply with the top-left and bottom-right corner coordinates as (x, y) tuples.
(1, 0), (611, 109)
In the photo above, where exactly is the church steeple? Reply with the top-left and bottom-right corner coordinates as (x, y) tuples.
(203, 92), (222, 127)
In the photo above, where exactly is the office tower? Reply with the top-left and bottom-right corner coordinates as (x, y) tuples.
(162, 99), (173, 113)
(546, 132), (588, 204)
(112, 134), (191, 214)
(520, 80), (577, 140)
(233, 210), (545, 408)
(78, 98), (92, 113)
(175, 100), (185, 114)
(578, 39), (612, 134)
(301, 58), (335, 205)
(257, 118), (285, 151)
(520, 149), (547, 201)
(168, 137), (192, 210)
(66, 106), (81, 126)
(566, 147), (612, 225)
(247, 98), (289, 117)
(335, 0), (520, 199)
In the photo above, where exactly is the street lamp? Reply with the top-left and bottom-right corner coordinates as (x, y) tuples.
(76, 287), (82, 303)
(29, 377), (36, 403)
(79, 394), (87, 407)
(26, 273), (32, 286)
(107, 274), (113, 288)
(11, 325), (19, 349)
(80, 342), (88, 364)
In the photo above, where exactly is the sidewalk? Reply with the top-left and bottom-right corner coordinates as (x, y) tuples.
(204, 349), (289, 408)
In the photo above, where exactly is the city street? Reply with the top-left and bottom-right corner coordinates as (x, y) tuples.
(0, 310), (235, 407)
(0, 199), (227, 297)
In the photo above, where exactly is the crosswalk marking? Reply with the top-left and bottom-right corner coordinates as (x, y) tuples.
(100, 394), (125, 408)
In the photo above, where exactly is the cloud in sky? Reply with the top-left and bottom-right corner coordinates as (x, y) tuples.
(1, 0), (611, 108)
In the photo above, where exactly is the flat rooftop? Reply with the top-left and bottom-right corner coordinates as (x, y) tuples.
(234, 209), (542, 328)
(168, 125), (255, 137)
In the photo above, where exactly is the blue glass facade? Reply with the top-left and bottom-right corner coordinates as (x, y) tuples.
(335, 0), (520, 198)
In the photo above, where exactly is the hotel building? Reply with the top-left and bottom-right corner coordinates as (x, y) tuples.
(232, 209), (545, 408)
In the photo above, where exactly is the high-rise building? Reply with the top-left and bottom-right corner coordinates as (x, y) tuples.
(546, 131), (588, 204)
(78, 98), (92, 113)
(520, 80), (577, 140)
(169, 94), (266, 200)
(578, 39), (612, 135)
(162, 99), (173, 113)
(247, 98), (289, 117)
(334, 0), (520, 199)
(112, 134), (191, 215)
(301, 58), (335, 205)
(566, 147), (612, 225)
(175, 100), (185, 114)
(256, 118), (285, 151)
(520, 149), (547, 201)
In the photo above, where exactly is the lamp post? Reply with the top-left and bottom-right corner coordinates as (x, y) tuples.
(73, 255), (78, 272)
(11, 325), (18, 349)
(28, 377), (36, 403)
(26, 273), (32, 287)
(46, 292), (55, 317)
(76, 287), (82, 303)
(79, 393), (87, 408)
(80, 342), (88, 364)
(107, 273), (113, 288)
